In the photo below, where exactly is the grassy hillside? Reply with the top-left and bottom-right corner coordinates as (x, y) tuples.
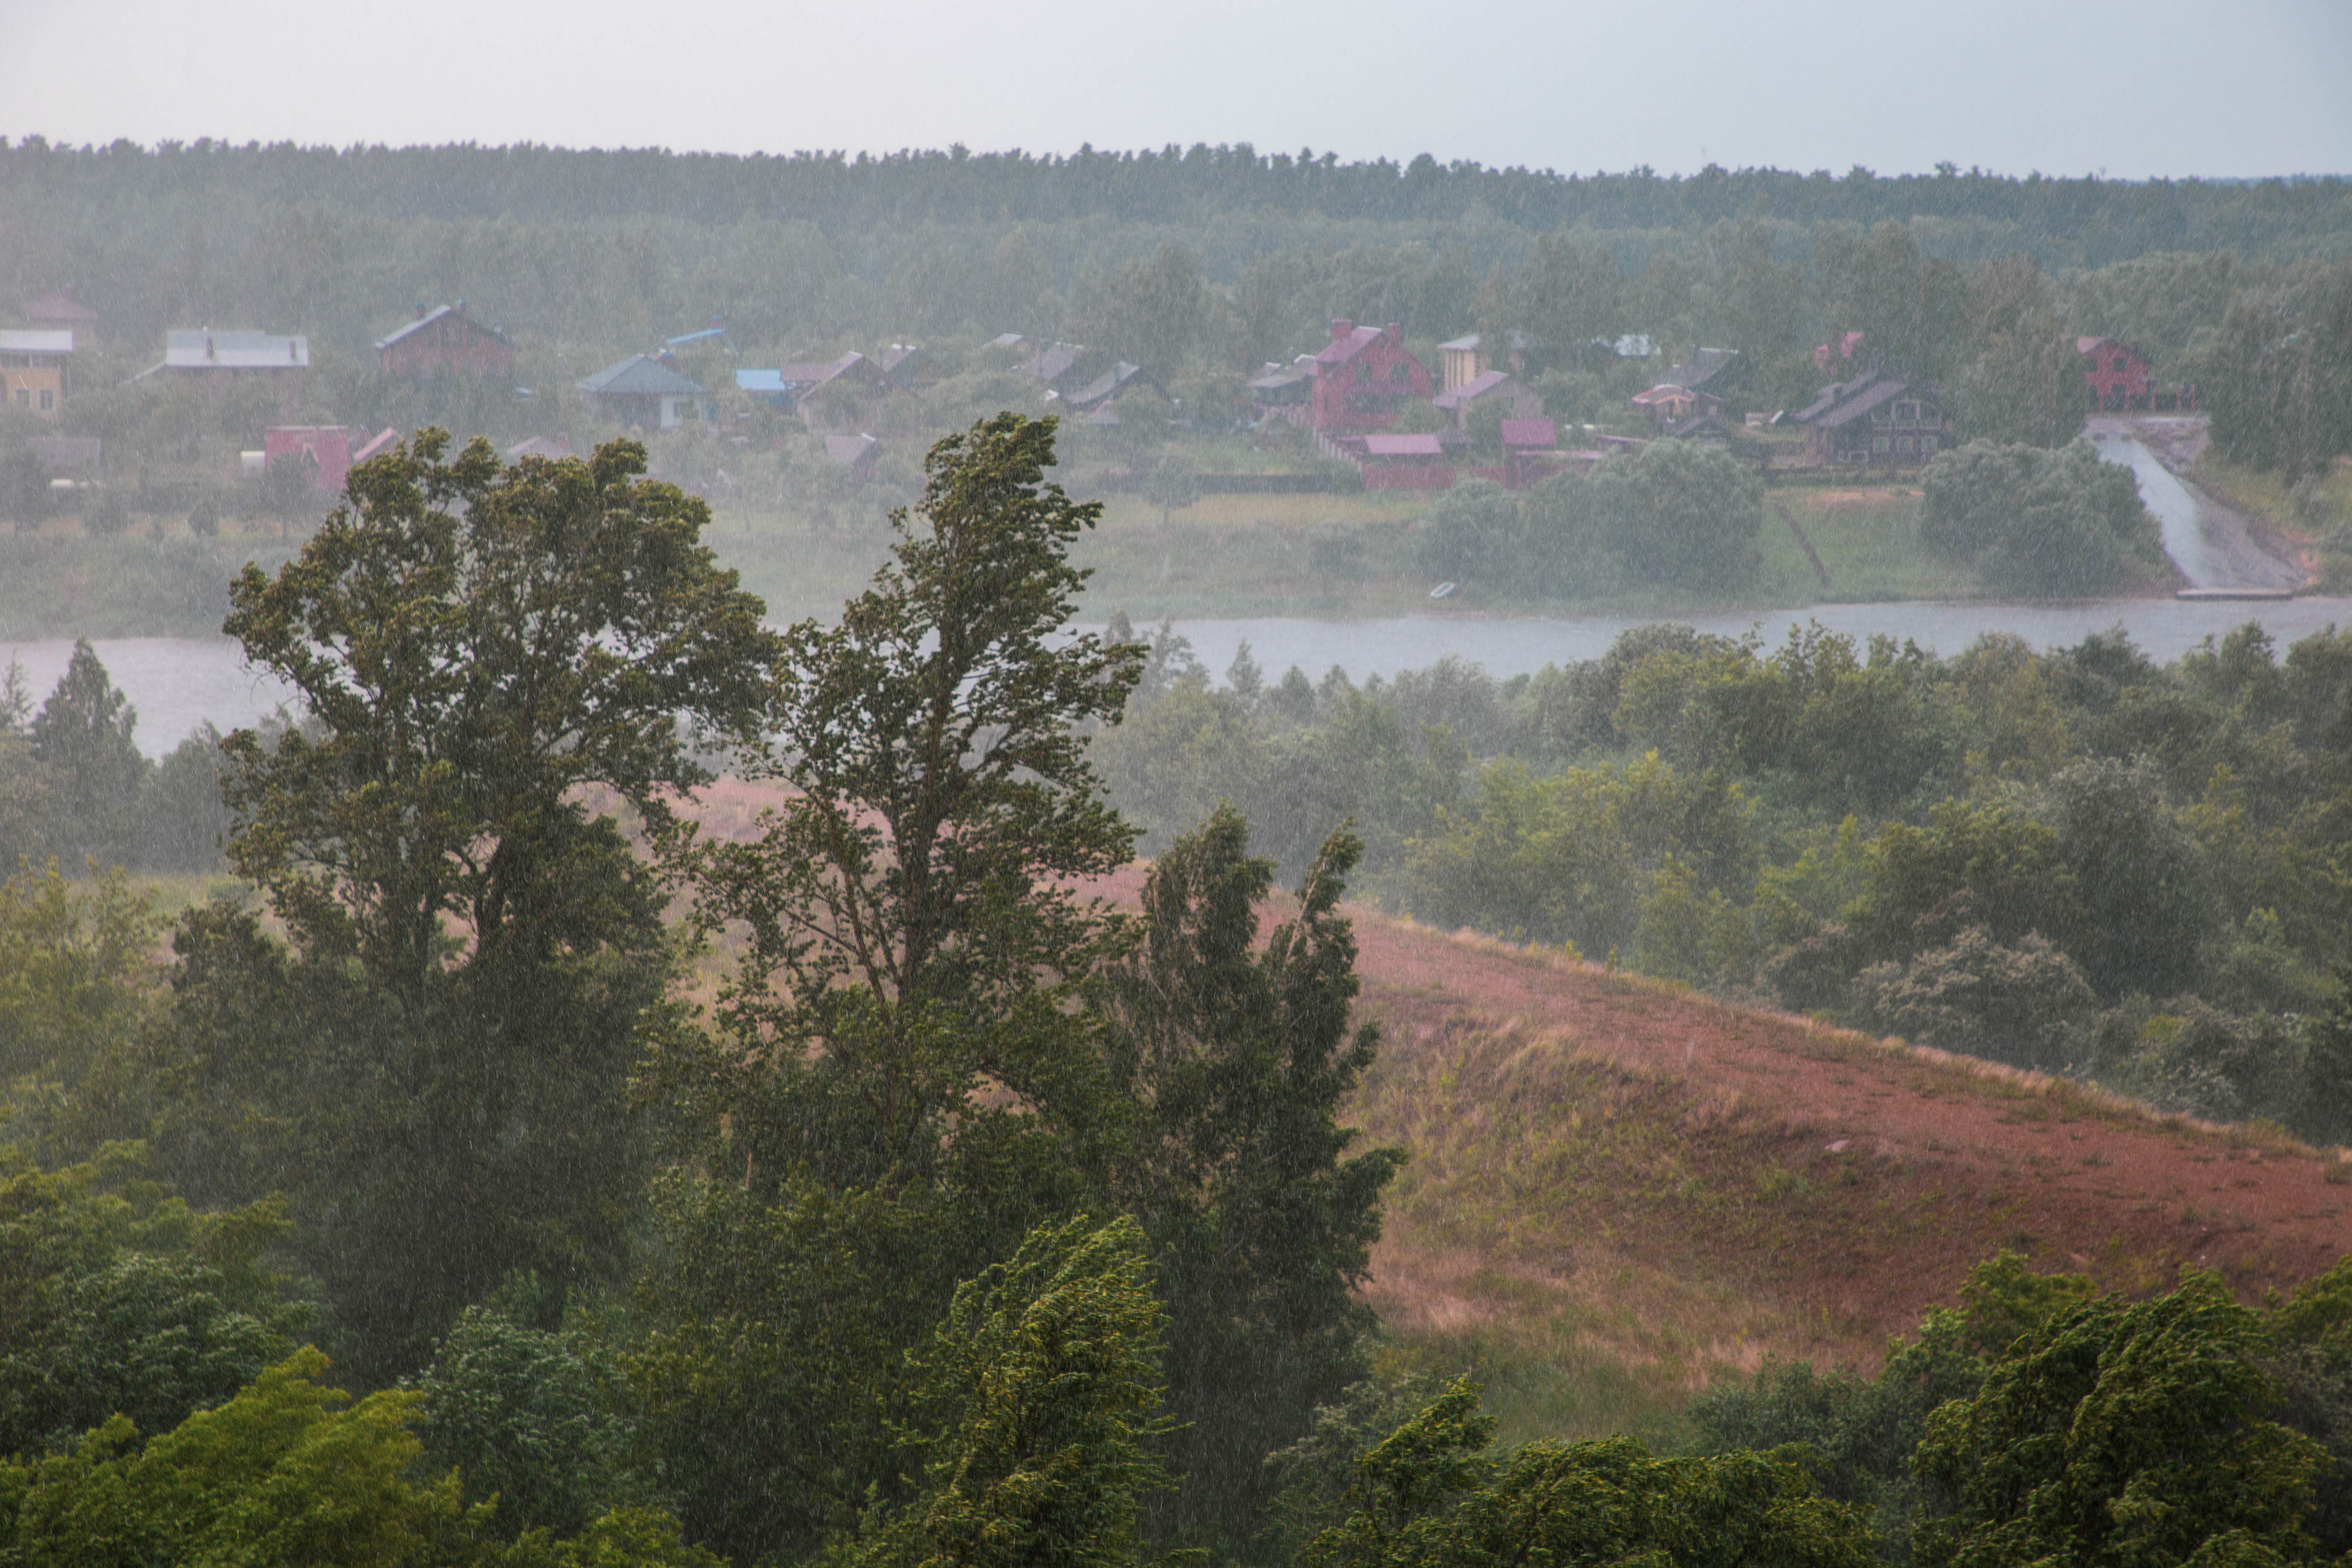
(1338, 911), (2350, 1448)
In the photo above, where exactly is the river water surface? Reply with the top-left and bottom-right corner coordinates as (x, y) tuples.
(14, 595), (2352, 759)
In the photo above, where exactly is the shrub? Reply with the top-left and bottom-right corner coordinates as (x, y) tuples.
(1918, 438), (2164, 595)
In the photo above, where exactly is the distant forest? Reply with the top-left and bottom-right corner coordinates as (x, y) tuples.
(7, 139), (2350, 361)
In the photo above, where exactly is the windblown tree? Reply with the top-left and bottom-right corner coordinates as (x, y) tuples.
(1102, 806), (1403, 1546)
(165, 429), (779, 1381)
(633, 413), (1145, 1561)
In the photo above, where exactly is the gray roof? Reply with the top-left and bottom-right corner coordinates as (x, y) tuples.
(1804, 376), (1920, 430)
(375, 304), (510, 351)
(578, 355), (706, 396)
(0, 329), (73, 355)
(1664, 347), (1741, 389)
(1067, 362), (1154, 410)
(160, 329), (308, 370)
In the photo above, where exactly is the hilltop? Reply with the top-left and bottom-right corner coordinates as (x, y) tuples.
(1336, 906), (2351, 1443)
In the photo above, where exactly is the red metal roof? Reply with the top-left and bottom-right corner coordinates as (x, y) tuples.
(1315, 324), (1385, 365)
(1361, 432), (1446, 458)
(1500, 418), (1558, 449)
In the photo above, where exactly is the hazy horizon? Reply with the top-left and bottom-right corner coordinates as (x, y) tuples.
(4, 0), (2348, 184)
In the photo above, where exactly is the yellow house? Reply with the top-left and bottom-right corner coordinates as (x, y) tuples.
(0, 329), (72, 417)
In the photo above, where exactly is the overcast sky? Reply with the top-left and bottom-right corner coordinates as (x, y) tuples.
(2, 0), (2346, 181)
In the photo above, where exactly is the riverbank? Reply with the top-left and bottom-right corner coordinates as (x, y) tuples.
(0, 480), (1990, 640)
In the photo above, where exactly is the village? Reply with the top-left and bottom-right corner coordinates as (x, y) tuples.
(0, 280), (2199, 512)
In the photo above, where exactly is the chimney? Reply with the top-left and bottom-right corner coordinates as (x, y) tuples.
(1329, 318), (1353, 345)
(416, 302), (428, 320)
(205, 335), (216, 361)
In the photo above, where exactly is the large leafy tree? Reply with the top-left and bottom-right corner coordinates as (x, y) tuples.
(635, 413), (1143, 1559)
(170, 429), (778, 1381)
(1914, 1272), (2325, 1568)
(1305, 1379), (1878, 1568)
(1101, 806), (1402, 1545)
(854, 1215), (1177, 1568)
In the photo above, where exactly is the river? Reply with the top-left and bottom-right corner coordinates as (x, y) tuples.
(12, 594), (2352, 759)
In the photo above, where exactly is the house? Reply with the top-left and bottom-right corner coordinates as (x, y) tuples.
(0, 330), (73, 416)
(375, 302), (515, 382)
(1436, 331), (1543, 392)
(1438, 335), (1486, 393)
(823, 433), (880, 486)
(986, 333), (1036, 358)
(1661, 347), (1744, 395)
(502, 435), (573, 462)
(1498, 418), (1566, 489)
(578, 355), (709, 429)
(262, 426), (353, 492)
(762, 352), (900, 428)
(735, 369), (794, 408)
(878, 344), (923, 383)
(2073, 336), (2195, 411)
(136, 330), (310, 416)
(1629, 383), (1725, 433)
(1433, 369), (1540, 430)
(1338, 430), (1455, 491)
(28, 436), (102, 479)
(1022, 341), (1107, 397)
(1308, 320), (1433, 435)
(18, 288), (99, 343)
(1065, 361), (1163, 416)
(1791, 370), (1951, 463)
(1249, 359), (1316, 421)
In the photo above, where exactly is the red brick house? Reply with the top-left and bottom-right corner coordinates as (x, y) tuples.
(1308, 320), (1432, 435)
(2077, 337), (2149, 411)
(376, 303), (515, 382)
(2075, 336), (2195, 411)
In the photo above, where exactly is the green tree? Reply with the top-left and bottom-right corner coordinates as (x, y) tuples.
(0, 1144), (310, 1460)
(413, 1304), (641, 1540)
(1306, 1379), (1878, 1568)
(636, 414), (1142, 1560)
(187, 429), (779, 1380)
(28, 640), (148, 870)
(1914, 1272), (2324, 1568)
(1101, 807), (1404, 1545)
(1590, 440), (1763, 590)
(1948, 256), (2084, 449)
(1917, 440), (2163, 597)
(858, 1216), (1176, 1568)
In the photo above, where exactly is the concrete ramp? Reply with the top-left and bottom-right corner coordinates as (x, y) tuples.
(2091, 429), (2303, 593)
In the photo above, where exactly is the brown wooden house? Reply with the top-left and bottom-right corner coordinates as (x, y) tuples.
(376, 303), (515, 382)
(1792, 371), (1951, 463)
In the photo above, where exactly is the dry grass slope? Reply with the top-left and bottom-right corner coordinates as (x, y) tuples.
(1342, 912), (2352, 1445)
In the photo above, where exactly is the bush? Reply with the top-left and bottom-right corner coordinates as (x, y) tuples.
(1416, 478), (1520, 583)
(1589, 439), (1764, 589)
(1918, 438), (2164, 595)
(1846, 925), (2098, 1069)
(81, 488), (133, 538)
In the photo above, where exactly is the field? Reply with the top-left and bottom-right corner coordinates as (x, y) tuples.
(1340, 911), (2350, 1447)
(664, 781), (2352, 1454)
(3, 474), (1989, 640)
